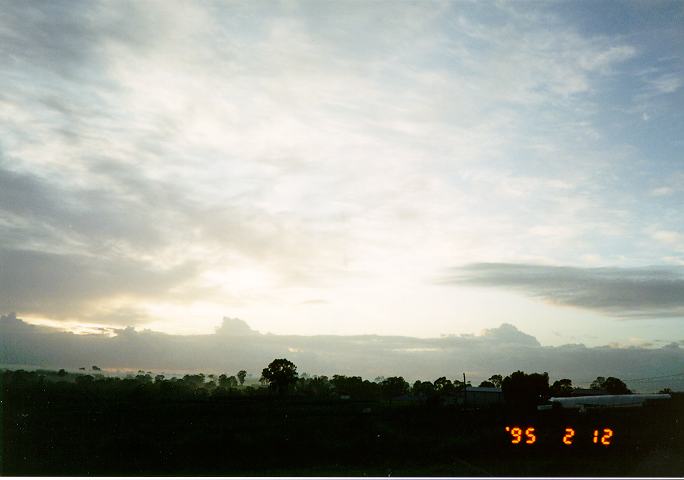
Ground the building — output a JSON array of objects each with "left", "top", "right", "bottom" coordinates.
[
  {"left": 445, "top": 386, "right": 504, "bottom": 407},
  {"left": 539, "top": 393, "right": 671, "bottom": 411}
]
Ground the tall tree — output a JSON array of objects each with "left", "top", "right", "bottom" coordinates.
[
  {"left": 603, "top": 377, "right": 631, "bottom": 394},
  {"left": 501, "top": 371, "right": 550, "bottom": 410},
  {"left": 594, "top": 376, "right": 631, "bottom": 394},
  {"left": 433, "top": 376, "right": 455, "bottom": 394},
  {"left": 261, "top": 359, "right": 298, "bottom": 395},
  {"left": 590, "top": 376, "right": 606, "bottom": 391},
  {"left": 551, "top": 378, "right": 573, "bottom": 396},
  {"left": 412, "top": 380, "right": 435, "bottom": 398},
  {"left": 488, "top": 374, "right": 503, "bottom": 388},
  {"left": 380, "top": 376, "right": 409, "bottom": 402},
  {"left": 219, "top": 374, "right": 238, "bottom": 389},
  {"left": 237, "top": 370, "right": 247, "bottom": 386}
]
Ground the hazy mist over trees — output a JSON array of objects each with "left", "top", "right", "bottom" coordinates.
[{"left": 2, "top": 313, "right": 682, "bottom": 391}]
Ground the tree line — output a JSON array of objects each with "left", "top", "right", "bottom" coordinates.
[{"left": 2, "top": 357, "right": 647, "bottom": 411}]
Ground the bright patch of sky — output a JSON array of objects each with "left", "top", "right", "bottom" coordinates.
[{"left": 1, "top": 1, "right": 683, "bottom": 347}]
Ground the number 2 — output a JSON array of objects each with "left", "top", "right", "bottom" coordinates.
[
  {"left": 601, "top": 428, "right": 613, "bottom": 445},
  {"left": 563, "top": 427, "right": 575, "bottom": 445}
]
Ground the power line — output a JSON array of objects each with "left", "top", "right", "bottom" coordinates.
[
  {"left": 623, "top": 372, "right": 684, "bottom": 383},
  {"left": 570, "top": 372, "right": 684, "bottom": 385}
]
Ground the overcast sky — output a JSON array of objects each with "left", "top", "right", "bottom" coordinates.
[{"left": 1, "top": 1, "right": 683, "bottom": 352}]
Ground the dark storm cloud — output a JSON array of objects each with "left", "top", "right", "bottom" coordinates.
[
  {"left": 444, "top": 263, "right": 684, "bottom": 319},
  {"left": 2, "top": 314, "right": 683, "bottom": 391}
]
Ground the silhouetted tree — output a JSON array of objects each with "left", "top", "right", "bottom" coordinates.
[
  {"left": 182, "top": 374, "right": 205, "bottom": 388},
  {"left": 154, "top": 374, "right": 165, "bottom": 383},
  {"left": 590, "top": 376, "right": 606, "bottom": 390},
  {"left": 219, "top": 374, "right": 238, "bottom": 389},
  {"left": 550, "top": 378, "right": 573, "bottom": 396},
  {"left": 603, "top": 376, "right": 631, "bottom": 394},
  {"left": 296, "top": 375, "right": 332, "bottom": 397},
  {"left": 332, "top": 375, "right": 360, "bottom": 397},
  {"left": 261, "top": 358, "right": 298, "bottom": 395},
  {"left": 488, "top": 374, "right": 503, "bottom": 388},
  {"left": 478, "top": 380, "right": 496, "bottom": 388},
  {"left": 237, "top": 370, "right": 247, "bottom": 386},
  {"left": 380, "top": 376, "right": 410, "bottom": 402},
  {"left": 434, "top": 377, "right": 455, "bottom": 395},
  {"left": 453, "top": 379, "right": 470, "bottom": 390},
  {"left": 589, "top": 376, "right": 631, "bottom": 394},
  {"left": 75, "top": 374, "right": 94, "bottom": 385},
  {"left": 310, "top": 375, "right": 333, "bottom": 396},
  {"left": 57, "top": 369, "right": 67, "bottom": 377},
  {"left": 412, "top": 380, "right": 436, "bottom": 398},
  {"left": 330, "top": 375, "right": 381, "bottom": 400},
  {"left": 502, "top": 371, "right": 550, "bottom": 410},
  {"left": 91, "top": 365, "right": 101, "bottom": 371}
]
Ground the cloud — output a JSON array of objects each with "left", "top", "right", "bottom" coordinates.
[
  {"left": 649, "top": 73, "right": 683, "bottom": 95},
  {"left": 648, "top": 172, "right": 684, "bottom": 198},
  {"left": 0, "top": 1, "right": 680, "bottom": 341},
  {"left": 651, "top": 230, "right": 684, "bottom": 252},
  {"left": 480, "top": 323, "right": 540, "bottom": 347},
  {"left": 0, "top": 247, "right": 196, "bottom": 320},
  {"left": 0, "top": 159, "right": 167, "bottom": 253},
  {"left": 2, "top": 313, "right": 683, "bottom": 392},
  {"left": 445, "top": 263, "right": 684, "bottom": 319},
  {"left": 215, "top": 317, "right": 260, "bottom": 336}
]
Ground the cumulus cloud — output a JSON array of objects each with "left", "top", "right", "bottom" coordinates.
[
  {"left": 445, "top": 263, "right": 684, "bottom": 319},
  {"left": 215, "top": 317, "right": 259, "bottom": 336},
  {"left": 479, "top": 323, "right": 540, "bottom": 347},
  {"left": 2, "top": 313, "right": 683, "bottom": 392}
]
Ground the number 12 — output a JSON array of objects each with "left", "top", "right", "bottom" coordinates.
[{"left": 593, "top": 428, "right": 613, "bottom": 446}]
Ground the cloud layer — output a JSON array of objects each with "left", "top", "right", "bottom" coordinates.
[
  {"left": 1, "top": 2, "right": 683, "bottom": 343},
  {"left": 2, "top": 313, "right": 683, "bottom": 392},
  {"left": 447, "top": 263, "right": 684, "bottom": 319}
]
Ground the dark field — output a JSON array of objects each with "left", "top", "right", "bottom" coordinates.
[{"left": 2, "top": 374, "right": 683, "bottom": 476}]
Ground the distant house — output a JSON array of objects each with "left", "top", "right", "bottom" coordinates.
[{"left": 446, "top": 386, "right": 504, "bottom": 407}]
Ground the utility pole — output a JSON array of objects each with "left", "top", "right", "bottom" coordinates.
[{"left": 463, "top": 372, "right": 467, "bottom": 408}]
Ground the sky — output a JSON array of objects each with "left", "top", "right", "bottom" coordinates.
[{"left": 1, "top": 0, "right": 684, "bottom": 361}]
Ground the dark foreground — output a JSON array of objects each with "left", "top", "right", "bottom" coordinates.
[{"left": 2, "top": 378, "right": 683, "bottom": 476}]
